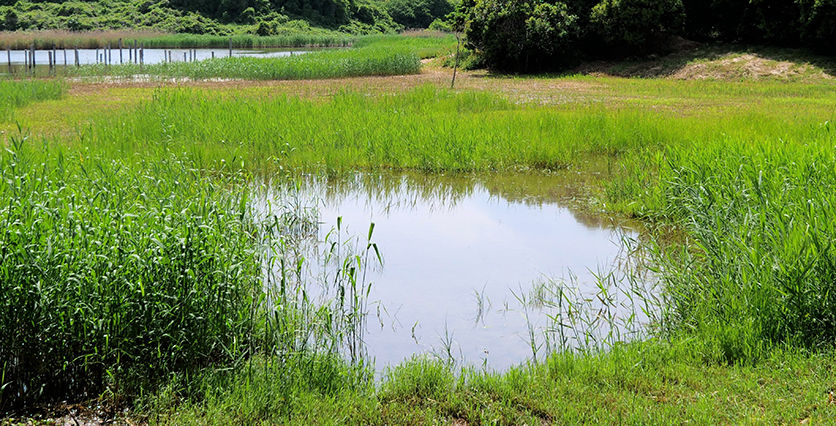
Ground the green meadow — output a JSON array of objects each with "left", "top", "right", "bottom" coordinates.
[{"left": 2, "top": 39, "right": 836, "bottom": 424}]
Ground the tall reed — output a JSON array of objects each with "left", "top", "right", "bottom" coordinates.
[
  {"left": 651, "top": 122, "right": 836, "bottom": 362},
  {"left": 67, "top": 46, "right": 420, "bottom": 80},
  {"left": 0, "top": 138, "right": 260, "bottom": 410},
  {"left": 0, "top": 79, "right": 66, "bottom": 122}
]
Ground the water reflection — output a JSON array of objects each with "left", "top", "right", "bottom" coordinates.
[
  {"left": 256, "top": 172, "right": 655, "bottom": 371},
  {"left": 0, "top": 48, "right": 306, "bottom": 76}
]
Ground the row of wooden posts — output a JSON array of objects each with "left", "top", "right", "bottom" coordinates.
[{"left": 5, "top": 37, "right": 236, "bottom": 74}]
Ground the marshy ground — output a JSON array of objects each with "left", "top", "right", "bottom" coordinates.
[{"left": 3, "top": 41, "right": 836, "bottom": 425}]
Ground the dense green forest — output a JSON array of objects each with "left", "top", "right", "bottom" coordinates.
[
  {"left": 0, "top": 0, "right": 454, "bottom": 35},
  {"left": 1, "top": 0, "right": 833, "bottom": 72},
  {"left": 459, "top": 0, "right": 836, "bottom": 71}
]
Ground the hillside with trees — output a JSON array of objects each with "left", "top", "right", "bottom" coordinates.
[
  {"left": 0, "top": 0, "right": 453, "bottom": 35},
  {"left": 0, "top": 0, "right": 832, "bottom": 71}
]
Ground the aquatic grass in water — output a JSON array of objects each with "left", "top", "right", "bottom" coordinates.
[
  {"left": 67, "top": 46, "right": 420, "bottom": 80},
  {"left": 0, "top": 140, "right": 382, "bottom": 411}
]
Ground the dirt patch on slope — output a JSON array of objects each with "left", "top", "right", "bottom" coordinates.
[{"left": 572, "top": 43, "right": 836, "bottom": 82}]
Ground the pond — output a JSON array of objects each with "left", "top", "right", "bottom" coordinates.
[
  {"left": 0, "top": 47, "right": 306, "bottom": 75},
  {"left": 257, "top": 172, "right": 657, "bottom": 371}
]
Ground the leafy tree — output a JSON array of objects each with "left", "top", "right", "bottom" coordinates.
[
  {"left": 589, "top": 0, "right": 685, "bottom": 51},
  {"left": 737, "top": 0, "right": 802, "bottom": 45},
  {"left": 1, "top": 8, "right": 18, "bottom": 29},
  {"left": 680, "top": 0, "right": 744, "bottom": 40},
  {"left": 385, "top": 0, "right": 453, "bottom": 28},
  {"left": 799, "top": 0, "right": 836, "bottom": 52},
  {"left": 465, "top": 0, "right": 580, "bottom": 72}
]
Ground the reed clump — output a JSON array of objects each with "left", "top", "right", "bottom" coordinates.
[
  {"left": 0, "top": 139, "right": 261, "bottom": 410},
  {"left": 0, "top": 79, "right": 66, "bottom": 122},
  {"left": 67, "top": 45, "right": 420, "bottom": 80},
  {"left": 652, "top": 123, "right": 836, "bottom": 362}
]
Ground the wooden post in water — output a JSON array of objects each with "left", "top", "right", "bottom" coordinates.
[
  {"left": 7, "top": 45, "right": 11, "bottom": 75},
  {"left": 30, "top": 42, "right": 35, "bottom": 74},
  {"left": 211, "top": 51, "right": 214, "bottom": 60},
  {"left": 52, "top": 44, "right": 56, "bottom": 68},
  {"left": 95, "top": 48, "right": 99, "bottom": 63},
  {"left": 134, "top": 40, "right": 138, "bottom": 64},
  {"left": 118, "top": 38, "right": 123, "bottom": 64},
  {"left": 63, "top": 48, "right": 67, "bottom": 67},
  {"left": 74, "top": 46, "right": 79, "bottom": 66},
  {"left": 139, "top": 43, "right": 144, "bottom": 71},
  {"left": 48, "top": 51, "right": 52, "bottom": 75},
  {"left": 183, "top": 51, "right": 186, "bottom": 62}
]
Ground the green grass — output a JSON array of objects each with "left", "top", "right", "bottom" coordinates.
[
  {"left": 649, "top": 122, "right": 836, "bottom": 362},
  {"left": 69, "top": 81, "right": 836, "bottom": 362},
  {"left": 352, "top": 33, "right": 456, "bottom": 58},
  {"left": 0, "top": 129, "right": 379, "bottom": 412},
  {"left": 66, "top": 43, "right": 420, "bottom": 80},
  {"left": 0, "top": 79, "right": 66, "bottom": 122},
  {"left": 144, "top": 342, "right": 836, "bottom": 425},
  {"left": 4, "top": 65, "right": 836, "bottom": 423},
  {"left": 0, "top": 139, "right": 261, "bottom": 410},
  {"left": 74, "top": 82, "right": 835, "bottom": 177}
]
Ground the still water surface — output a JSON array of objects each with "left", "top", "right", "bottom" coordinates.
[
  {"left": 1, "top": 47, "right": 304, "bottom": 74},
  {"left": 261, "top": 173, "right": 651, "bottom": 370}
]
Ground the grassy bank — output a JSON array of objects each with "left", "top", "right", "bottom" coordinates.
[
  {"left": 145, "top": 342, "right": 836, "bottom": 425},
  {"left": 74, "top": 82, "right": 835, "bottom": 177},
  {"left": 3, "top": 59, "right": 836, "bottom": 423}
]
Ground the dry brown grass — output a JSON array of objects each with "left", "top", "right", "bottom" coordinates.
[{"left": 0, "top": 30, "right": 171, "bottom": 49}]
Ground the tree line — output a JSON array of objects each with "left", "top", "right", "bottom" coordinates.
[
  {"left": 457, "top": 0, "right": 835, "bottom": 72},
  {"left": 0, "top": 0, "right": 453, "bottom": 35}
]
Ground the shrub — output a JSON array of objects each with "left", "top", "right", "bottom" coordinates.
[
  {"left": 465, "top": 0, "right": 580, "bottom": 72},
  {"left": 385, "top": 0, "right": 454, "bottom": 28},
  {"left": 799, "top": 0, "right": 836, "bottom": 52},
  {"left": 589, "top": 0, "right": 685, "bottom": 52}
]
